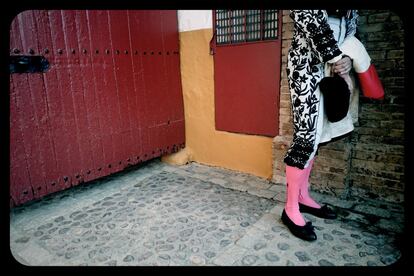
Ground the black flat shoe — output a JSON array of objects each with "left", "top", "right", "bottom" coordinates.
[
  {"left": 299, "top": 203, "right": 337, "bottom": 219},
  {"left": 281, "top": 209, "right": 317, "bottom": 241}
]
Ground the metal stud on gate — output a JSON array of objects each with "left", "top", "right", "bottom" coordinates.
[{"left": 57, "top": 49, "right": 186, "bottom": 57}]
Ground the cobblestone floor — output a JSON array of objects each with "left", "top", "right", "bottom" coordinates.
[{"left": 10, "top": 159, "right": 404, "bottom": 266}]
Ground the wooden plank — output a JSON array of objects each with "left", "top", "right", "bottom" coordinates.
[
  {"left": 9, "top": 76, "right": 34, "bottom": 205},
  {"left": 86, "top": 10, "right": 117, "bottom": 176},
  {"left": 21, "top": 10, "right": 56, "bottom": 198},
  {"left": 108, "top": 10, "right": 137, "bottom": 169},
  {"left": 48, "top": 10, "right": 81, "bottom": 189},
  {"left": 13, "top": 12, "right": 47, "bottom": 200},
  {"left": 125, "top": 10, "right": 143, "bottom": 165},
  {"left": 10, "top": 16, "right": 34, "bottom": 205},
  {"left": 128, "top": 11, "right": 149, "bottom": 163},
  {"left": 61, "top": 10, "right": 95, "bottom": 186},
  {"left": 74, "top": 10, "right": 105, "bottom": 181},
  {"left": 33, "top": 10, "right": 70, "bottom": 194}
]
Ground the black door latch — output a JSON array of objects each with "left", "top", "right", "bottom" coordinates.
[{"left": 9, "top": 55, "right": 50, "bottom": 74}]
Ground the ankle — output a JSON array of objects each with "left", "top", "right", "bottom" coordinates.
[
  {"left": 298, "top": 197, "right": 321, "bottom": 209},
  {"left": 284, "top": 206, "right": 306, "bottom": 226}
]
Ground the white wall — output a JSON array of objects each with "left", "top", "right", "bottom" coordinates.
[{"left": 177, "top": 10, "right": 212, "bottom": 32}]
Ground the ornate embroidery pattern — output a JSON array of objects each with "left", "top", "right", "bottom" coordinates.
[
  {"left": 284, "top": 10, "right": 358, "bottom": 169},
  {"left": 284, "top": 136, "right": 315, "bottom": 169},
  {"left": 290, "top": 10, "right": 342, "bottom": 62}
]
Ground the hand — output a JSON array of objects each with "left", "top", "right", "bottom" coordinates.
[{"left": 332, "top": 56, "right": 352, "bottom": 75}]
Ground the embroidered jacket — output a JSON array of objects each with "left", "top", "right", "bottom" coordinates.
[{"left": 284, "top": 10, "right": 358, "bottom": 169}]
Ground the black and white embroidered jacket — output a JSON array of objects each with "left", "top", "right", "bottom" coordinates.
[{"left": 284, "top": 10, "right": 358, "bottom": 169}]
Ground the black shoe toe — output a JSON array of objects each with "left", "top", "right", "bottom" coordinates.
[{"left": 281, "top": 209, "right": 317, "bottom": 241}]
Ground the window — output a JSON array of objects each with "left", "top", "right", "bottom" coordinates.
[{"left": 215, "top": 10, "right": 279, "bottom": 45}]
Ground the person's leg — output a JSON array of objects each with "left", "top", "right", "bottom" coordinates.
[
  {"left": 298, "top": 158, "right": 321, "bottom": 209},
  {"left": 285, "top": 165, "right": 308, "bottom": 226}
]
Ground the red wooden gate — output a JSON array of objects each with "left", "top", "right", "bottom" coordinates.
[
  {"left": 212, "top": 10, "right": 282, "bottom": 137},
  {"left": 9, "top": 10, "right": 185, "bottom": 206}
]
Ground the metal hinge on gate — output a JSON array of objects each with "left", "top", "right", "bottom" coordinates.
[{"left": 9, "top": 55, "right": 50, "bottom": 74}]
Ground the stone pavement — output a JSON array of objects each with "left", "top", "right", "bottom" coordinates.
[{"left": 9, "top": 159, "right": 404, "bottom": 266}]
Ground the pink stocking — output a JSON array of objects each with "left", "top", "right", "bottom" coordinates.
[
  {"left": 285, "top": 165, "right": 307, "bottom": 226},
  {"left": 298, "top": 158, "right": 321, "bottom": 209}
]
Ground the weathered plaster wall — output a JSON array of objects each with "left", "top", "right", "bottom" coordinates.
[{"left": 163, "top": 11, "right": 273, "bottom": 179}]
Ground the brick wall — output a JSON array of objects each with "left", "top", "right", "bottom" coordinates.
[{"left": 272, "top": 10, "right": 405, "bottom": 204}]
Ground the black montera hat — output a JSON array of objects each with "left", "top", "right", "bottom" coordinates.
[{"left": 318, "top": 74, "right": 350, "bottom": 123}]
